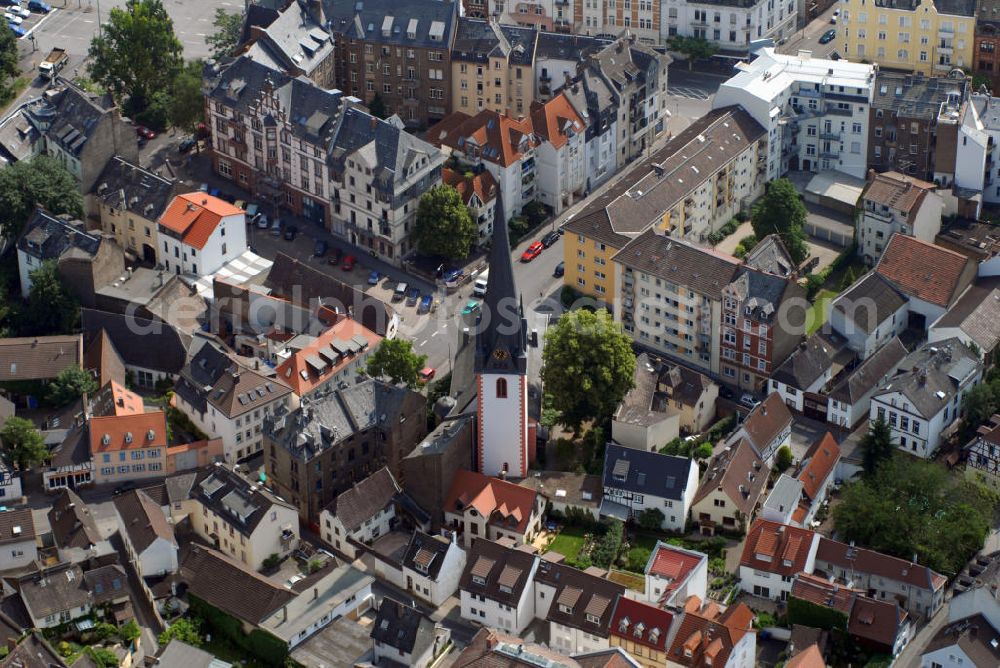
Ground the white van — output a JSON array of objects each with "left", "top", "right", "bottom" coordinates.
[{"left": 473, "top": 269, "right": 489, "bottom": 297}]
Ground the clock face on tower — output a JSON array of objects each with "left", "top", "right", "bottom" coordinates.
[{"left": 492, "top": 348, "right": 509, "bottom": 362}]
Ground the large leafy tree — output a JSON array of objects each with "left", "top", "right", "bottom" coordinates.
[
  {"left": 47, "top": 365, "right": 99, "bottom": 407},
  {"left": 833, "top": 456, "right": 994, "bottom": 574},
  {"left": 860, "top": 415, "right": 895, "bottom": 476},
  {"left": 1, "top": 416, "right": 47, "bottom": 471},
  {"left": 413, "top": 185, "right": 477, "bottom": 260},
  {"left": 365, "top": 338, "right": 427, "bottom": 388},
  {"left": 87, "top": 0, "right": 183, "bottom": 112},
  {"left": 751, "top": 178, "right": 809, "bottom": 265},
  {"left": 963, "top": 381, "right": 1000, "bottom": 438},
  {"left": 0, "top": 25, "right": 19, "bottom": 100},
  {"left": 541, "top": 309, "right": 636, "bottom": 432},
  {"left": 0, "top": 156, "right": 83, "bottom": 243},
  {"left": 169, "top": 60, "right": 206, "bottom": 133},
  {"left": 668, "top": 36, "right": 719, "bottom": 70},
  {"left": 205, "top": 8, "right": 243, "bottom": 59},
  {"left": 22, "top": 262, "right": 79, "bottom": 336},
  {"left": 157, "top": 617, "right": 202, "bottom": 647}
]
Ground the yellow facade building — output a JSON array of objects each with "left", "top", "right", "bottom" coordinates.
[
  {"left": 840, "top": 0, "right": 975, "bottom": 75},
  {"left": 451, "top": 19, "right": 537, "bottom": 117}
]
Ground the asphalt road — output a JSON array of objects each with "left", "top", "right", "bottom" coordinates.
[{"left": 777, "top": 4, "right": 840, "bottom": 58}]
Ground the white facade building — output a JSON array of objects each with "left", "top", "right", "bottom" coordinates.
[
  {"left": 0, "top": 508, "right": 37, "bottom": 572},
  {"left": 662, "top": 0, "right": 797, "bottom": 51},
  {"left": 459, "top": 539, "right": 540, "bottom": 634},
  {"left": 158, "top": 193, "right": 247, "bottom": 277},
  {"left": 714, "top": 48, "right": 876, "bottom": 181},
  {"left": 401, "top": 531, "right": 467, "bottom": 607}
]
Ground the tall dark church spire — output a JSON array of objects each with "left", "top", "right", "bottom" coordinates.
[{"left": 475, "top": 195, "right": 527, "bottom": 375}]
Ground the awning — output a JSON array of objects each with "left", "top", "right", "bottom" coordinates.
[{"left": 599, "top": 499, "right": 631, "bottom": 522}]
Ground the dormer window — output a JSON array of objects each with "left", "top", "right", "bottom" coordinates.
[
  {"left": 559, "top": 604, "right": 573, "bottom": 614},
  {"left": 472, "top": 575, "right": 486, "bottom": 586},
  {"left": 499, "top": 585, "right": 512, "bottom": 594},
  {"left": 585, "top": 613, "right": 600, "bottom": 624}
]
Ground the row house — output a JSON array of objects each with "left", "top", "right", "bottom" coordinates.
[
  {"left": 488, "top": 0, "right": 578, "bottom": 36},
  {"left": 564, "top": 105, "right": 766, "bottom": 307},
  {"left": 327, "top": 0, "right": 458, "bottom": 128},
  {"left": 401, "top": 530, "right": 467, "bottom": 607},
  {"left": 608, "top": 597, "right": 675, "bottom": 668},
  {"left": 319, "top": 467, "right": 403, "bottom": 558},
  {"left": 975, "top": 0, "right": 1000, "bottom": 91},
  {"left": 90, "top": 410, "right": 168, "bottom": 485},
  {"left": 728, "top": 392, "right": 793, "bottom": 466},
  {"left": 600, "top": 443, "right": 699, "bottom": 532},
  {"left": 529, "top": 93, "right": 587, "bottom": 214},
  {"left": 858, "top": 170, "right": 948, "bottom": 265},
  {"left": 443, "top": 167, "right": 499, "bottom": 243},
  {"left": 460, "top": 538, "right": 540, "bottom": 634},
  {"left": 450, "top": 19, "right": 538, "bottom": 117},
  {"left": 829, "top": 271, "right": 909, "bottom": 360},
  {"left": 534, "top": 558, "right": 626, "bottom": 655},
  {"left": 715, "top": 48, "right": 876, "bottom": 182},
  {"left": 560, "top": 64, "right": 620, "bottom": 192},
  {"left": 665, "top": 596, "right": 756, "bottom": 668},
  {"left": 768, "top": 330, "right": 853, "bottom": 414},
  {"left": 444, "top": 470, "right": 546, "bottom": 548},
  {"left": 840, "top": 0, "right": 975, "bottom": 75},
  {"left": 739, "top": 520, "right": 821, "bottom": 602},
  {"left": 158, "top": 192, "right": 247, "bottom": 278},
  {"left": 664, "top": 0, "right": 797, "bottom": 51},
  {"left": 690, "top": 436, "right": 767, "bottom": 535},
  {"left": 720, "top": 266, "right": 806, "bottom": 393}
]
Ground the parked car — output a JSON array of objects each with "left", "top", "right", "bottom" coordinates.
[
  {"left": 819, "top": 29, "right": 837, "bottom": 44},
  {"left": 11, "top": 5, "right": 27, "bottom": 16},
  {"left": 112, "top": 481, "right": 136, "bottom": 496},
  {"left": 270, "top": 222, "right": 282, "bottom": 237},
  {"left": 7, "top": 22, "right": 23, "bottom": 36},
  {"left": 521, "top": 241, "right": 544, "bottom": 262},
  {"left": 255, "top": 213, "right": 269, "bottom": 229},
  {"left": 462, "top": 300, "right": 481, "bottom": 316},
  {"left": 27, "top": 0, "right": 50, "bottom": 12},
  {"left": 135, "top": 125, "right": 156, "bottom": 140},
  {"left": 342, "top": 255, "right": 356, "bottom": 271},
  {"left": 720, "top": 386, "right": 735, "bottom": 400},
  {"left": 283, "top": 225, "right": 298, "bottom": 241},
  {"left": 740, "top": 393, "right": 760, "bottom": 409},
  {"left": 393, "top": 282, "right": 408, "bottom": 302},
  {"left": 4, "top": 14, "right": 22, "bottom": 25},
  {"left": 418, "top": 294, "right": 432, "bottom": 314},
  {"left": 313, "top": 240, "right": 328, "bottom": 257},
  {"left": 367, "top": 270, "right": 380, "bottom": 285},
  {"left": 406, "top": 288, "right": 420, "bottom": 307},
  {"left": 328, "top": 248, "right": 343, "bottom": 265},
  {"left": 418, "top": 367, "right": 436, "bottom": 384},
  {"left": 541, "top": 231, "right": 560, "bottom": 248},
  {"left": 0, "top": 1, "right": 20, "bottom": 7},
  {"left": 553, "top": 261, "right": 564, "bottom": 278},
  {"left": 178, "top": 137, "right": 197, "bottom": 153}
]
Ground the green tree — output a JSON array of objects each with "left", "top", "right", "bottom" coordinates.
[
  {"left": 85, "top": 647, "right": 120, "bottom": 668},
  {"left": 0, "top": 25, "right": 19, "bottom": 101},
  {"left": 46, "top": 365, "right": 99, "bottom": 407},
  {"left": 668, "top": 35, "right": 719, "bottom": 70},
  {"left": 119, "top": 619, "right": 141, "bottom": 643},
  {"left": 751, "top": 178, "right": 809, "bottom": 265},
  {"left": 0, "top": 156, "right": 83, "bottom": 242},
  {"left": 693, "top": 442, "right": 714, "bottom": 460},
  {"left": 539, "top": 392, "right": 563, "bottom": 429},
  {"left": 205, "top": 8, "right": 243, "bottom": 59},
  {"left": 413, "top": 185, "right": 477, "bottom": 260},
  {"left": 368, "top": 93, "right": 388, "bottom": 119},
  {"left": 541, "top": 309, "right": 636, "bottom": 432},
  {"left": 365, "top": 338, "right": 427, "bottom": 388},
  {"left": 169, "top": 61, "right": 206, "bottom": 132},
  {"left": 638, "top": 507, "right": 665, "bottom": 531},
  {"left": 860, "top": 416, "right": 894, "bottom": 476},
  {"left": 22, "top": 262, "right": 79, "bottom": 336},
  {"left": 963, "top": 381, "right": 1000, "bottom": 438},
  {"left": 158, "top": 617, "right": 202, "bottom": 647},
  {"left": 0, "top": 417, "right": 47, "bottom": 471},
  {"left": 87, "top": 0, "right": 183, "bottom": 112},
  {"left": 774, "top": 445, "right": 794, "bottom": 473},
  {"left": 839, "top": 265, "right": 858, "bottom": 291}
]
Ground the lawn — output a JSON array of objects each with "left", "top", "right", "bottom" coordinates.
[
  {"left": 545, "top": 526, "right": 588, "bottom": 561},
  {"left": 806, "top": 289, "right": 837, "bottom": 335}
]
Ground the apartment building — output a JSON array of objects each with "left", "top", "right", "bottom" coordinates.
[
  {"left": 158, "top": 193, "right": 247, "bottom": 277},
  {"left": 867, "top": 71, "right": 968, "bottom": 181},
  {"left": 90, "top": 411, "right": 168, "bottom": 485},
  {"left": 971, "top": 93, "right": 1000, "bottom": 205},
  {"left": 560, "top": 64, "right": 620, "bottom": 191},
  {"left": 89, "top": 157, "right": 176, "bottom": 265},
  {"left": 564, "top": 106, "right": 765, "bottom": 307},
  {"left": 488, "top": 0, "right": 579, "bottom": 36},
  {"left": 614, "top": 229, "right": 740, "bottom": 375},
  {"left": 858, "top": 171, "right": 947, "bottom": 264},
  {"left": 529, "top": 93, "right": 587, "bottom": 214},
  {"left": 663, "top": 0, "right": 797, "bottom": 51},
  {"left": 241, "top": 0, "right": 336, "bottom": 88},
  {"left": 714, "top": 48, "right": 876, "bottom": 181},
  {"left": 719, "top": 267, "right": 806, "bottom": 392},
  {"left": 840, "top": 0, "right": 975, "bottom": 75},
  {"left": 450, "top": 19, "right": 538, "bottom": 117},
  {"left": 975, "top": 0, "right": 1000, "bottom": 90},
  {"left": 443, "top": 168, "right": 498, "bottom": 243},
  {"left": 327, "top": 0, "right": 458, "bottom": 128},
  {"left": 567, "top": 0, "right": 661, "bottom": 44}
]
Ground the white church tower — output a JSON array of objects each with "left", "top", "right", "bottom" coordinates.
[{"left": 475, "top": 196, "right": 529, "bottom": 478}]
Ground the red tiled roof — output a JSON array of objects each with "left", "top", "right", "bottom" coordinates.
[
  {"left": 443, "top": 168, "right": 498, "bottom": 206},
  {"left": 742, "top": 392, "right": 792, "bottom": 456},
  {"left": 529, "top": 93, "right": 585, "bottom": 150},
  {"left": 609, "top": 597, "right": 674, "bottom": 652},
  {"left": 274, "top": 318, "right": 381, "bottom": 396},
  {"left": 790, "top": 572, "right": 859, "bottom": 614},
  {"left": 647, "top": 543, "right": 704, "bottom": 604},
  {"left": 159, "top": 193, "right": 243, "bottom": 250},
  {"left": 875, "top": 234, "right": 974, "bottom": 307},
  {"left": 89, "top": 410, "right": 167, "bottom": 453},
  {"left": 816, "top": 537, "right": 946, "bottom": 592},
  {"left": 862, "top": 171, "right": 935, "bottom": 218},
  {"left": 785, "top": 643, "right": 826, "bottom": 668},
  {"left": 427, "top": 110, "right": 536, "bottom": 168},
  {"left": 666, "top": 597, "right": 754, "bottom": 668},
  {"left": 740, "top": 520, "right": 818, "bottom": 577},
  {"left": 797, "top": 432, "right": 840, "bottom": 501},
  {"left": 848, "top": 597, "right": 906, "bottom": 649},
  {"left": 92, "top": 380, "right": 145, "bottom": 417},
  {"left": 445, "top": 470, "right": 539, "bottom": 535}
]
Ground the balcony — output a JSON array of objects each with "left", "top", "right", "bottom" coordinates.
[
  {"left": 820, "top": 131, "right": 841, "bottom": 141},
  {"left": 938, "top": 45, "right": 953, "bottom": 54},
  {"left": 819, "top": 150, "right": 839, "bottom": 159}
]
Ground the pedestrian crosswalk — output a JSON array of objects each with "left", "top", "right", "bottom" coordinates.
[{"left": 666, "top": 86, "right": 711, "bottom": 100}]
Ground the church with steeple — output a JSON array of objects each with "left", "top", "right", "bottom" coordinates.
[{"left": 474, "top": 196, "right": 530, "bottom": 478}]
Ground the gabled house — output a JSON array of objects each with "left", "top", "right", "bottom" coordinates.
[
  {"left": 271, "top": 318, "right": 381, "bottom": 398},
  {"left": 644, "top": 541, "right": 708, "bottom": 608},
  {"left": 829, "top": 272, "right": 909, "bottom": 361},
  {"left": 17, "top": 564, "right": 92, "bottom": 628},
  {"left": 459, "top": 538, "right": 539, "bottom": 634},
  {"left": 113, "top": 488, "right": 178, "bottom": 577},
  {"left": 609, "top": 597, "right": 676, "bottom": 668},
  {"left": 869, "top": 337, "right": 983, "bottom": 457},
  {"left": 848, "top": 597, "right": 911, "bottom": 657},
  {"left": 794, "top": 433, "right": 841, "bottom": 527},
  {"left": 47, "top": 489, "right": 113, "bottom": 563},
  {"left": 533, "top": 559, "right": 626, "bottom": 654},
  {"left": 158, "top": 193, "right": 247, "bottom": 277},
  {"left": 728, "top": 392, "right": 793, "bottom": 466},
  {"left": 965, "top": 413, "right": 1000, "bottom": 490},
  {"left": 444, "top": 470, "right": 545, "bottom": 549},
  {"left": 90, "top": 409, "right": 168, "bottom": 485},
  {"left": 319, "top": 467, "right": 406, "bottom": 558},
  {"left": 929, "top": 278, "right": 1000, "bottom": 361},
  {"left": 600, "top": 443, "right": 698, "bottom": 533},
  {"left": 370, "top": 598, "right": 441, "bottom": 668},
  {"left": 665, "top": 596, "right": 756, "bottom": 668},
  {"left": 738, "top": 520, "right": 821, "bottom": 602},
  {"left": 400, "top": 530, "right": 466, "bottom": 607},
  {"left": 529, "top": 92, "right": 587, "bottom": 215},
  {"left": 691, "top": 437, "right": 767, "bottom": 535},
  {"left": 0, "top": 508, "right": 37, "bottom": 571},
  {"left": 0, "top": 335, "right": 83, "bottom": 387},
  {"left": 81, "top": 308, "right": 188, "bottom": 387},
  {"left": 826, "top": 337, "right": 908, "bottom": 429},
  {"left": 443, "top": 167, "right": 498, "bottom": 244},
  {"left": 768, "top": 331, "right": 853, "bottom": 414}
]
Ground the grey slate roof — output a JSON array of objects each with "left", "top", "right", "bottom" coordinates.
[
  {"left": 614, "top": 229, "right": 740, "bottom": 300},
  {"left": 370, "top": 598, "right": 436, "bottom": 657},
  {"left": 729, "top": 266, "right": 794, "bottom": 322},
  {"left": 535, "top": 31, "right": 608, "bottom": 60},
  {"left": 828, "top": 337, "right": 908, "bottom": 405},
  {"left": 476, "top": 196, "right": 526, "bottom": 375},
  {"left": 452, "top": 18, "right": 537, "bottom": 65},
  {"left": 401, "top": 531, "right": 452, "bottom": 579},
  {"left": 325, "top": 0, "right": 457, "bottom": 49},
  {"left": 245, "top": 3, "right": 333, "bottom": 77},
  {"left": 48, "top": 489, "right": 102, "bottom": 550},
  {"left": 743, "top": 235, "right": 796, "bottom": 278},
  {"left": 190, "top": 465, "right": 295, "bottom": 539},
  {"left": 762, "top": 474, "right": 804, "bottom": 517},
  {"left": 602, "top": 443, "right": 694, "bottom": 502},
  {"left": 113, "top": 488, "right": 176, "bottom": 553},
  {"left": 771, "top": 331, "right": 850, "bottom": 390},
  {"left": 18, "top": 564, "right": 90, "bottom": 620},
  {"left": 932, "top": 279, "right": 1000, "bottom": 353},
  {"left": 832, "top": 272, "right": 907, "bottom": 335},
  {"left": 17, "top": 209, "right": 100, "bottom": 263},
  {"left": 80, "top": 308, "right": 188, "bottom": 376},
  {"left": 91, "top": 157, "right": 176, "bottom": 223},
  {"left": 324, "top": 466, "right": 399, "bottom": 532},
  {"left": 459, "top": 538, "right": 536, "bottom": 607},
  {"left": 157, "top": 640, "right": 232, "bottom": 668},
  {"left": 26, "top": 79, "right": 114, "bottom": 158},
  {"left": 874, "top": 337, "right": 982, "bottom": 418}
]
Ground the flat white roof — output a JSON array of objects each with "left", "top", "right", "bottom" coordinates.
[{"left": 724, "top": 48, "right": 875, "bottom": 103}]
